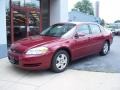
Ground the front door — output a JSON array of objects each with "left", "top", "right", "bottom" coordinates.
[{"left": 73, "top": 24, "right": 91, "bottom": 60}]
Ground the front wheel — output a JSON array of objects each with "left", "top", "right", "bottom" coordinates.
[
  {"left": 100, "top": 42, "right": 110, "bottom": 56},
  {"left": 51, "top": 50, "right": 69, "bottom": 73}
]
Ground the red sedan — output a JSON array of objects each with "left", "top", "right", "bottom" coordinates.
[{"left": 8, "top": 22, "right": 113, "bottom": 73}]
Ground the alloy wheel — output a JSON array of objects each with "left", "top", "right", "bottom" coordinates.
[{"left": 56, "top": 54, "right": 68, "bottom": 70}]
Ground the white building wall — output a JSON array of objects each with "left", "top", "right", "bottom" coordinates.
[
  {"left": 59, "top": 0, "right": 68, "bottom": 23},
  {"left": 0, "top": 0, "right": 7, "bottom": 58},
  {"left": 50, "top": 0, "right": 68, "bottom": 25},
  {"left": 0, "top": 0, "right": 7, "bottom": 45}
]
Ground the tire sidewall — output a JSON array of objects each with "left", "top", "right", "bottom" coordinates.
[
  {"left": 51, "top": 50, "right": 69, "bottom": 73},
  {"left": 100, "top": 42, "right": 110, "bottom": 56}
]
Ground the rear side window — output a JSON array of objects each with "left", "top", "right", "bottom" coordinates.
[
  {"left": 76, "top": 24, "right": 90, "bottom": 34},
  {"left": 89, "top": 24, "right": 101, "bottom": 34}
]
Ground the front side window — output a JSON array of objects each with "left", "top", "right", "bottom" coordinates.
[
  {"left": 76, "top": 24, "right": 90, "bottom": 34},
  {"left": 40, "top": 23, "right": 75, "bottom": 37},
  {"left": 89, "top": 24, "right": 101, "bottom": 34}
]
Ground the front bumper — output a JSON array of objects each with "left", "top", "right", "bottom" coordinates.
[{"left": 8, "top": 51, "right": 53, "bottom": 70}]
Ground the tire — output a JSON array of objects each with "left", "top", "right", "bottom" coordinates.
[
  {"left": 100, "top": 41, "right": 110, "bottom": 56},
  {"left": 51, "top": 50, "right": 69, "bottom": 73}
]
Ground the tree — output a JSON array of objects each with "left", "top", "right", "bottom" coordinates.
[{"left": 73, "top": 0, "right": 94, "bottom": 15}]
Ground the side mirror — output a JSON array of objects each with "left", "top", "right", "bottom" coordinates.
[{"left": 74, "top": 33, "right": 85, "bottom": 38}]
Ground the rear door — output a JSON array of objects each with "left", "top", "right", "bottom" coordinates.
[{"left": 88, "top": 24, "right": 104, "bottom": 54}]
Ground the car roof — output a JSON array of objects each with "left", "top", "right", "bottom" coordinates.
[{"left": 59, "top": 22, "right": 99, "bottom": 25}]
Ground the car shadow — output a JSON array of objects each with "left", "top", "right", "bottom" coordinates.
[
  {"left": 8, "top": 64, "right": 59, "bottom": 77},
  {"left": 68, "top": 54, "right": 115, "bottom": 73},
  {"left": 68, "top": 54, "right": 99, "bottom": 68},
  {"left": 70, "top": 54, "right": 98, "bottom": 64}
]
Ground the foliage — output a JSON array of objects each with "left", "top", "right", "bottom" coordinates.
[{"left": 73, "top": 0, "right": 94, "bottom": 15}]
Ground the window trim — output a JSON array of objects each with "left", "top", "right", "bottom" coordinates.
[
  {"left": 88, "top": 24, "right": 102, "bottom": 34},
  {"left": 76, "top": 24, "right": 91, "bottom": 35}
]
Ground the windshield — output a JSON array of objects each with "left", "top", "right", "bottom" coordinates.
[{"left": 40, "top": 23, "right": 76, "bottom": 37}]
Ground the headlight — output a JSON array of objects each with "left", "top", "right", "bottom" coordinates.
[{"left": 26, "top": 47, "right": 48, "bottom": 55}]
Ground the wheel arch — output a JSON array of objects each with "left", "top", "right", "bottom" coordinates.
[
  {"left": 54, "top": 47, "right": 72, "bottom": 61},
  {"left": 51, "top": 46, "right": 72, "bottom": 66},
  {"left": 105, "top": 39, "right": 110, "bottom": 46}
]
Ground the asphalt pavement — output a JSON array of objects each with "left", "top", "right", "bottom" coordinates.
[{"left": 69, "top": 36, "right": 120, "bottom": 73}]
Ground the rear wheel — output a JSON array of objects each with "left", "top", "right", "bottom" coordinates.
[
  {"left": 51, "top": 50, "right": 69, "bottom": 73},
  {"left": 100, "top": 41, "right": 110, "bottom": 56}
]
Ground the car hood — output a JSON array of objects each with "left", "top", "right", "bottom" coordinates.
[{"left": 10, "top": 36, "right": 59, "bottom": 52}]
